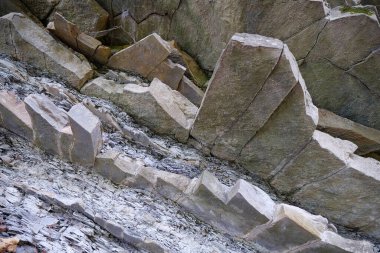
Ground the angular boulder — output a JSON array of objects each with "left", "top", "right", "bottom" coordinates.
[
  {"left": 147, "top": 59, "right": 186, "bottom": 90},
  {"left": 0, "top": 13, "right": 93, "bottom": 89},
  {"left": 49, "top": 0, "right": 109, "bottom": 34},
  {"left": 24, "top": 94, "right": 73, "bottom": 160},
  {"left": 0, "top": 91, "right": 33, "bottom": 141},
  {"left": 191, "top": 33, "right": 318, "bottom": 179},
  {"left": 108, "top": 33, "right": 172, "bottom": 77},
  {"left": 318, "top": 109, "right": 380, "bottom": 155},
  {"left": 68, "top": 103, "right": 102, "bottom": 166},
  {"left": 177, "top": 76, "right": 204, "bottom": 107}
]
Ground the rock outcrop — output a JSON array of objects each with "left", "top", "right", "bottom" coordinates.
[{"left": 0, "top": 13, "right": 93, "bottom": 89}]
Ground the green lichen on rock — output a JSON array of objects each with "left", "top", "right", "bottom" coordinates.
[{"left": 340, "top": 6, "right": 374, "bottom": 16}]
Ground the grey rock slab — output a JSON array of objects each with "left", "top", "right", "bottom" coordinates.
[
  {"left": 81, "top": 77, "right": 124, "bottom": 101},
  {"left": 108, "top": 33, "right": 172, "bottom": 78},
  {"left": 211, "top": 44, "right": 300, "bottom": 161},
  {"left": 20, "top": 0, "right": 60, "bottom": 20},
  {"left": 191, "top": 33, "right": 284, "bottom": 149},
  {"left": 237, "top": 78, "right": 318, "bottom": 180},
  {"left": 0, "top": 13, "right": 94, "bottom": 89},
  {"left": 24, "top": 94, "right": 73, "bottom": 159},
  {"left": 68, "top": 103, "right": 102, "bottom": 167},
  {"left": 270, "top": 130, "right": 357, "bottom": 195},
  {"left": 177, "top": 76, "right": 204, "bottom": 107},
  {"left": 147, "top": 59, "right": 186, "bottom": 90},
  {"left": 94, "top": 150, "right": 141, "bottom": 184},
  {"left": 248, "top": 204, "right": 330, "bottom": 253},
  {"left": 318, "top": 108, "right": 380, "bottom": 155},
  {"left": 292, "top": 155, "right": 380, "bottom": 240},
  {"left": 0, "top": 91, "right": 33, "bottom": 141}
]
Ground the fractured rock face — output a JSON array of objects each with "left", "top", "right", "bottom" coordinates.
[
  {"left": 191, "top": 33, "right": 318, "bottom": 179},
  {"left": 177, "top": 76, "right": 204, "bottom": 107},
  {"left": 20, "top": 0, "right": 60, "bottom": 20},
  {"left": 147, "top": 59, "right": 186, "bottom": 90},
  {"left": 0, "top": 91, "right": 33, "bottom": 141},
  {"left": 108, "top": 33, "right": 172, "bottom": 77},
  {"left": 24, "top": 94, "right": 73, "bottom": 160},
  {"left": 0, "top": 13, "right": 93, "bottom": 89},
  {"left": 49, "top": 0, "right": 109, "bottom": 34},
  {"left": 68, "top": 103, "right": 102, "bottom": 167}
]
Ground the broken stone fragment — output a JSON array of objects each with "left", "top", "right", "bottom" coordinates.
[
  {"left": 49, "top": 0, "right": 109, "bottom": 34},
  {"left": 24, "top": 94, "right": 73, "bottom": 160},
  {"left": 52, "top": 12, "right": 80, "bottom": 49},
  {"left": 318, "top": 108, "right": 380, "bottom": 156},
  {"left": 248, "top": 204, "right": 330, "bottom": 252},
  {"left": 147, "top": 59, "right": 186, "bottom": 90},
  {"left": 108, "top": 33, "right": 172, "bottom": 77},
  {"left": 81, "top": 77, "right": 124, "bottom": 101},
  {"left": 0, "top": 91, "right": 33, "bottom": 141},
  {"left": 93, "top": 45, "right": 111, "bottom": 65},
  {"left": 177, "top": 76, "right": 204, "bottom": 107},
  {"left": 292, "top": 154, "right": 380, "bottom": 239},
  {"left": 94, "top": 150, "right": 141, "bottom": 184},
  {"left": 68, "top": 103, "right": 102, "bottom": 167},
  {"left": 270, "top": 130, "right": 357, "bottom": 195},
  {"left": 77, "top": 32, "right": 102, "bottom": 57},
  {"left": 0, "top": 13, "right": 93, "bottom": 89}
]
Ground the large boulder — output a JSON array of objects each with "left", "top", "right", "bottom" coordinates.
[
  {"left": 49, "top": 0, "right": 109, "bottom": 34},
  {"left": 0, "top": 13, "right": 93, "bottom": 89},
  {"left": 108, "top": 33, "right": 172, "bottom": 77},
  {"left": 20, "top": 0, "right": 60, "bottom": 20},
  {"left": 68, "top": 103, "right": 102, "bottom": 166},
  {"left": 191, "top": 34, "right": 318, "bottom": 177}
]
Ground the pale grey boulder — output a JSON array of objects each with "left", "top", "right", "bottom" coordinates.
[
  {"left": 0, "top": 13, "right": 93, "bottom": 89},
  {"left": 24, "top": 94, "right": 73, "bottom": 160},
  {"left": 0, "top": 91, "right": 33, "bottom": 141},
  {"left": 81, "top": 77, "right": 124, "bottom": 101},
  {"left": 270, "top": 130, "right": 357, "bottom": 194},
  {"left": 292, "top": 155, "right": 380, "bottom": 239},
  {"left": 68, "top": 103, "right": 102, "bottom": 167},
  {"left": 318, "top": 109, "right": 380, "bottom": 155},
  {"left": 191, "top": 34, "right": 284, "bottom": 150},
  {"left": 108, "top": 33, "right": 172, "bottom": 78}
]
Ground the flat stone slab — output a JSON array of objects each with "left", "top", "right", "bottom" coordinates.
[
  {"left": 177, "top": 76, "right": 204, "bottom": 107},
  {"left": 0, "top": 13, "right": 93, "bottom": 89},
  {"left": 147, "top": 59, "right": 186, "bottom": 90},
  {"left": 0, "top": 91, "right": 33, "bottom": 141},
  {"left": 318, "top": 108, "right": 380, "bottom": 155},
  {"left": 68, "top": 103, "right": 102, "bottom": 167},
  {"left": 108, "top": 33, "right": 172, "bottom": 77}
]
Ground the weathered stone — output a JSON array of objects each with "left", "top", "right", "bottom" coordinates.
[
  {"left": 0, "top": 0, "right": 40, "bottom": 24},
  {"left": 225, "top": 179, "right": 275, "bottom": 234},
  {"left": 318, "top": 109, "right": 380, "bottom": 155},
  {"left": 52, "top": 12, "right": 80, "bottom": 49},
  {"left": 0, "top": 91, "right": 33, "bottom": 141},
  {"left": 270, "top": 130, "right": 357, "bottom": 194},
  {"left": 296, "top": 231, "right": 375, "bottom": 253},
  {"left": 249, "top": 204, "right": 330, "bottom": 252},
  {"left": 50, "top": 0, "right": 109, "bottom": 34},
  {"left": 292, "top": 155, "right": 380, "bottom": 239},
  {"left": 155, "top": 172, "right": 191, "bottom": 201},
  {"left": 212, "top": 43, "right": 303, "bottom": 161},
  {"left": 94, "top": 151, "right": 140, "bottom": 184},
  {"left": 68, "top": 103, "right": 102, "bottom": 166},
  {"left": 93, "top": 45, "right": 111, "bottom": 65},
  {"left": 177, "top": 76, "right": 204, "bottom": 107},
  {"left": 147, "top": 59, "right": 186, "bottom": 90},
  {"left": 191, "top": 34, "right": 284, "bottom": 149},
  {"left": 20, "top": 0, "right": 60, "bottom": 20},
  {"left": 77, "top": 32, "right": 102, "bottom": 57},
  {"left": 81, "top": 77, "right": 124, "bottom": 101},
  {"left": 108, "top": 33, "right": 172, "bottom": 77},
  {"left": 119, "top": 79, "right": 194, "bottom": 142},
  {"left": 24, "top": 94, "right": 73, "bottom": 159},
  {"left": 300, "top": 10, "right": 380, "bottom": 130},
  {"left": 0, "top": 13, "right": 93, "bottom": 89}
]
